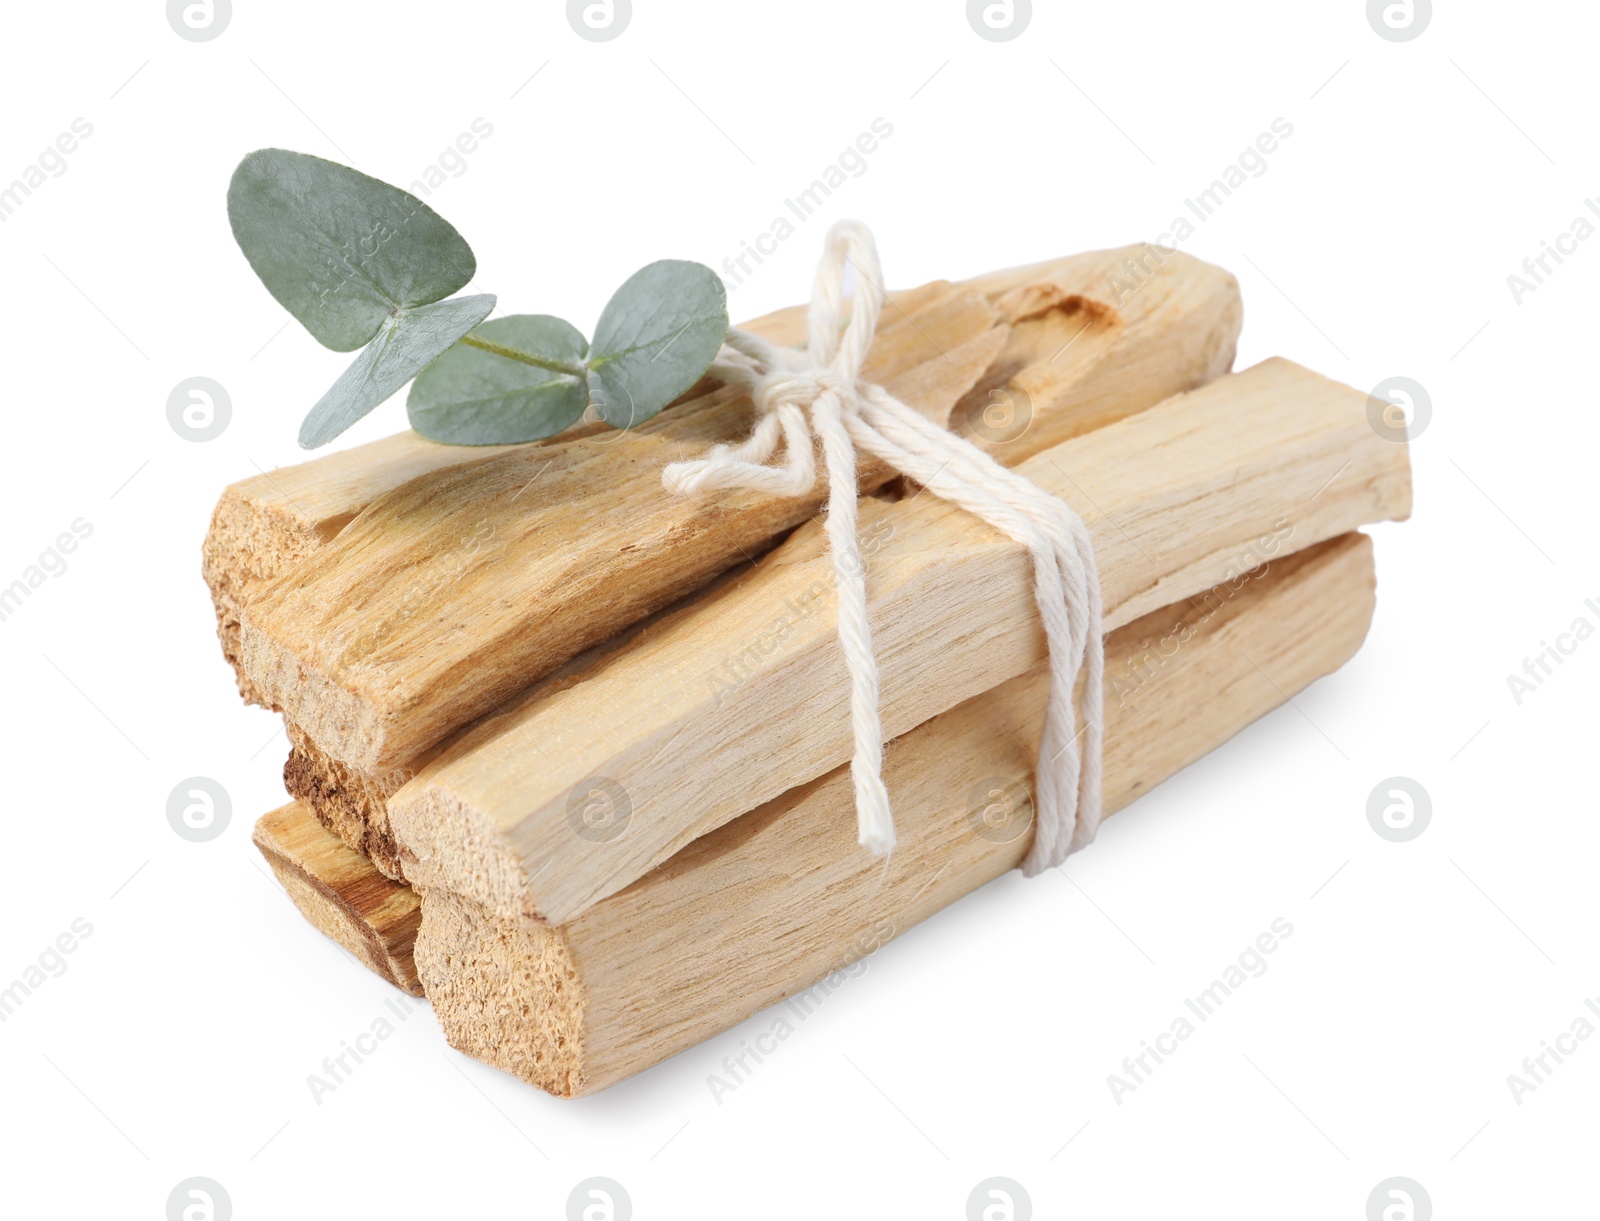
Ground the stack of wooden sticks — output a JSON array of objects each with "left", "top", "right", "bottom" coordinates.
[{"left": 212, "top": 247, "right": 1411, "bottom": 1097}]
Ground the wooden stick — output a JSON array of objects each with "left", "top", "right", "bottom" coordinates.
[
  {"left": 252, "top": 802, "right": 423, "bottom": 994},
  {"left": 270, "top": 251, "right": 1243, "bottom": 876},
  {"left": 390, "top": 360, "right": 1410, "bottom": 925},
  {"left": 244, "top": 283, "right": 1003, "bottom": 759},
  {"left": 237, "top": 249, "right": 1241, "bottom": 772},
  {"left": 201, "top": 291, "right": 831, "bottom": 706},
  {"left": 282, "top": 574, "right": 719, "bottom": 879},
  {"left": 272, "top": 283, "right": 1006, "bottom": 877},
  {"left": 411, "top": 532, "right": 1378, "bottom": 1096},
  {"left": 246, "top": 533, "right": 1373, "bottom": 1030},
  {"left": 204, "top": 434, "right": 518, "bottom": 706}
]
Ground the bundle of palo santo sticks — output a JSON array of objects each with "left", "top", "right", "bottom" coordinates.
[{"left": 214, "top": 246, "right": 1411, "bottom": 1097}]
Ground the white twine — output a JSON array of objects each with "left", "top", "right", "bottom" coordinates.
[{"left": 662, "top": 221, "right": 1103, "bottom": 874}]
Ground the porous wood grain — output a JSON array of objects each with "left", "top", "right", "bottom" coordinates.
[
  {"left": 204, "top": 430, "right": 563, "bottom": 706},
  {"left": 390, "top": 360, "right": 1411, "bottom": 925},
  {"left": 413, "top": 532, "right": 1378, "bottom": 1096},
  {"left": 281, "top": 576, "right": 710, "bottom": 880}
]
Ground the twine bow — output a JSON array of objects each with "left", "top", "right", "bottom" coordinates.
[{"left": 663, "top": 221, "right": 1104, "bottom": 873}]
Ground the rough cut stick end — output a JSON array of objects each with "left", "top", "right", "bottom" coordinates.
[
  {"left": 282, "top": 720, "right": 415, "bottom": 882},
  {"left": 202, "top": 433, "right": 528, "bottom": 706},
  {"left": 252, "top": 802, "right": 424, "bottom": 995},
  {"left": 202, "top": 489, "right": 329, "bottom": 707},
  {"left": 412, "top": 889, "right": 587, "bottom": 1097}
]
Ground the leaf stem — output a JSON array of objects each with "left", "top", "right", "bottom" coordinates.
[{"left": 458, "top": 333, "right": 587, "bottom": 377}]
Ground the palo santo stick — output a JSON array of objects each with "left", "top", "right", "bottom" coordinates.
[
  {"left": 414, "top": 532, "right": 1378, "bottom": 1097},
  {"left": 252, "top": 801, "right": 423, "bottom": 995},
  {"left": 267, "top": 284, "right": 1005, "bottom": 872},
  {"left": 282, "top": 570, "right": 725, "bottom": 878},
  {"left": 273, "top": 250, "right": 1243, "bottom": 874},
  {"left": 240, "top": 248, "right": 1241, "bottom": 772},
  {"left": 204, "top": 296, "right": 815, "bottom": 704},
  {"left": 284, "top": 722, "right": 417, "bottom": 877},
  {"left": 246, "top": 533, "right": 1372, "bottom": 1022},
  {"left": 205, "top": 434, "right": 518, "bottom": 705},
  {"left": 244, "top": 282, "right": 1005, "bottom": 762},
  {"left": 390, "top": 360, "right": 1411, "bottom": 925}
]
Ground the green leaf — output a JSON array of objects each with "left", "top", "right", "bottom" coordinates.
[
  {"left": 299, "top": 294, "right": 495, "bottom": 448},
  {"left": 229, "top": 149, "right": 478, "bottom": 352},
  {"left": 407, "top": 315, "right": 591, "bottom": 445},
  {"left": 586, "top": 260, "right": 727, "bottom": 428}
]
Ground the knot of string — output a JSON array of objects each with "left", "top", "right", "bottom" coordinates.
[{"left": 662, "top": 221, "right": 1103, "bottom": 873}]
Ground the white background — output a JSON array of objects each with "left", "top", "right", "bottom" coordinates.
[{"left": 0, "top": 1, "right": 1594, "bottom": 1217}]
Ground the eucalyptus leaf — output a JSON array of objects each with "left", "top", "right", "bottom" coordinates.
[
  {"left": 299, "top": 294, "right": 495, "bottom": 448},
  {"left": 586, "top": 260, "right": 728, "bottom": 428},
  {"left": 229, "top": 149, "right": 478, "bottom": 352},
  {"left": 407, "top": 315, "right": 591, "bottom": 445}
]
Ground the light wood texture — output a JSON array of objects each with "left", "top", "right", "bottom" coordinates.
[
  {"left": 414, "top": 532, "right": 1379, "bottom": 1096},
  {"left": 270, "top": 284, "right": 1004, "bottom": 877},
  {"left": 281, "top": 572, "right": 724, "bottom": 879},
  {"left": 239, "top": 248, "right": 1242, "bottom": 773},
  {"left": 203, "top": 295, "right": 823, "bottom": 705},
  {"left": 268, "top": 249, "right": 1243, "bottom": 874},
  {"left": 244, "top": 284, "right": 1004, "bottom": 763},
  {"left": 205, "top": 434, "right": 522, "bottom": 706},
  {"left": 252, "top": 801, "right": 423, "bottom": 994},
  {"left": 390, "top": 360, "right": 1411, "bottom": 925},
  {"left": 244, "top": 534, "right": 1374, "bottom": 1060}
]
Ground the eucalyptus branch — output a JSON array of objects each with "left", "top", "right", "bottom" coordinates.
[{"left": 228, "top": 148, "right": 728, "bottom": 449}]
